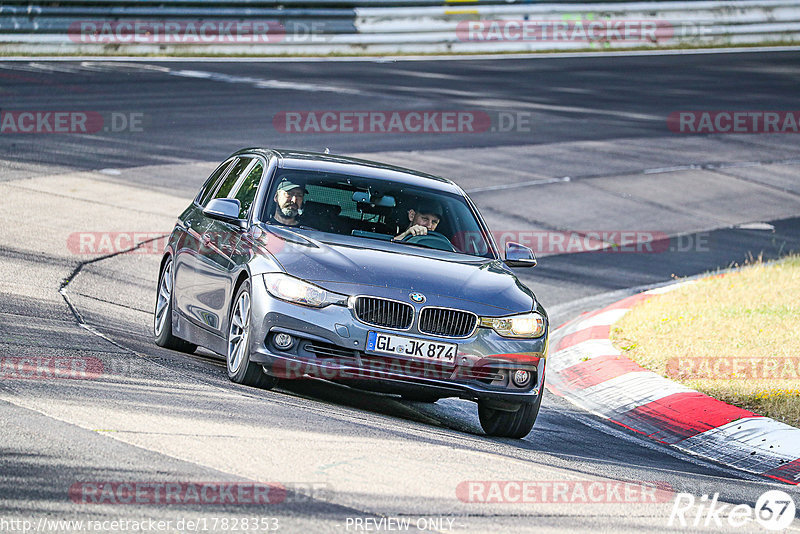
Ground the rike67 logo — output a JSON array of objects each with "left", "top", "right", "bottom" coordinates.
[{"left": 669, "top": 490, "right": 796, "bottom": 531}]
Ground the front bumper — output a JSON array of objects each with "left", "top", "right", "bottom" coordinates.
[{"left": 248, "top": 279, "right": 548, "bottom": 405}]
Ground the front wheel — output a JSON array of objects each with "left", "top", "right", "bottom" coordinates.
[
  {"left": 227, "top": 280, "right": 278, "bottom": 390},
  {"left": 478, "top": 390, "right": 543, "bottom": 438},
  {"left": 154, "top": 257, "right": 197, "bottom": 354}
]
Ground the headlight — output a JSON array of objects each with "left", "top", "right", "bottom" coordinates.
[
  {"left": 263, "top": 273, "right": 345, "bottom": 308},
  {"left": 480, "top": 312, "right": 546, "bottom": 338}
]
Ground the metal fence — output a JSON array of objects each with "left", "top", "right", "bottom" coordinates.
[{"left": 1, "top": 0, "right": 798, "bottom": 54}]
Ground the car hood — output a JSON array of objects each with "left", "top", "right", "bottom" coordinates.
[{"left": 257, "top": 226, "right": 534, "bottom": 315}]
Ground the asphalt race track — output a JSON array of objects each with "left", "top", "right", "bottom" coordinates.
[{"left": 1, "top": 50, "right": 800, "bottom": 533}]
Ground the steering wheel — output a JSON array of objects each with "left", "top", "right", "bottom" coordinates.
[{"left": 403, "top": 231, "right": 456, "bottom": 252}]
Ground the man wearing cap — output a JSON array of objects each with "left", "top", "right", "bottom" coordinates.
[
  {"left": 393, "top": 200, "right": 443, "bottom": 241},
  {"left": 270, "top": 179, "right": 307, "bottom": 226}
]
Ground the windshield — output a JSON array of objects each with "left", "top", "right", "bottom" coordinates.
[{"left": 261, "top": 169, "right": 496, "bottom": 259}]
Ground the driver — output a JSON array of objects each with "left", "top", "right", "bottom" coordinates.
[
  {"left": 393, "top": 200, "right": 443, "bottom": 241},
  {"left": 270, "top": 179, "right": 307, "bottom": 226}
]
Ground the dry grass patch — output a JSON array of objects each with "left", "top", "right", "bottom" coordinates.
[{"left": 611, "top": 256, "right": 800, "bottom": 428}]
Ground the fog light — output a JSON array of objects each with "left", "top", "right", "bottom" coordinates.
[
  {"left": 512, "top": 369, "right": 531, "bottom": 387},
  {"left": 273, "top": 332, "right": 294, "bottom": 350}
]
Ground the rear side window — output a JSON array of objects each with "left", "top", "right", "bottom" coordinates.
[
  {"left": 231, "top": 160, "right": 264, "bottom": 219},
  {"left": 197, "top": 159, "right": 234, "bottom": 207},
  {"left": 213, "top": 157, "right": 253, "bottom": 200}
]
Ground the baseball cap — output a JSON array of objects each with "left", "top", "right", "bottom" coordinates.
[{"left": 276, "top": 179, "right": 308, "bottom": 194}]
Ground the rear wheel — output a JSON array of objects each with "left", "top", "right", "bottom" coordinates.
[
  {"left": 227, "top": 280, "right": 278, "bottom": 390},
  {"left": 154, "top": 257, "right": 197, "bottom": 353},
  {"left": 478, "top": 390, "right": 543, "bottom": 438}
]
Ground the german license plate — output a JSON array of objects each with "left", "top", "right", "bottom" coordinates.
[{"left": 366, "top": 331, "right": 456, "bottom": 365}]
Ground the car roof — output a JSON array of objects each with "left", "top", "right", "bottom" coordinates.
[{"left": 233, "top": 147, "right": 464, "bottom": 194}]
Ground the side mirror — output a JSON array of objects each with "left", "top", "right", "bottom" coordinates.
[
  {"left": 505, "top": 241, "right": 537, "bottom": 268},
  {"left": 203, "top": 198, "right": 246, "bottom": 228}
]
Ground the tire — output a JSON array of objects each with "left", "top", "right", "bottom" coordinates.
[
  {"left": 227, "top": 280, "right": 278, "bottom": 390},
  {"left": 154, "top": 257, "right": 197, "bottom": 354},
  {"left": 478, "top": 390, "right": 543, "bottom": 438},
  {"left": 401, "top": 393, "right": 441, "bottom": 403}
]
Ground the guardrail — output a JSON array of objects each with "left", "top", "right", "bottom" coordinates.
[{"left": 0, "top": 0, "right": 798, "bottom": 55}]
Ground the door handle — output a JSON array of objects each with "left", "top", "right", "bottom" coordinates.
[{"left": 202, "top": 233, "right": 212, "bottom": 246}]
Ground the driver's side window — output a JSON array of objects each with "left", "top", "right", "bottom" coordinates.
[
  {"left": 197, "top": 159, "right": 234, "bottom": 207},
  {"left": 212, "top": 157, "right": 253, "bottom": 201},
  {"left": 230, "top": 160, "right": 264, "bottom": 219}
]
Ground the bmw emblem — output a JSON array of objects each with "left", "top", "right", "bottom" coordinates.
[{"left": 409, "top": 292, "right": 426, "bottom": 304}]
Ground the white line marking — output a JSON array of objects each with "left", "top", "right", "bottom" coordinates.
[
  {"left": 736, "top": 222, "right": 776, "bottom": 230},
  {"left": 644, "top": 157, "right": 800, "bottom": 175},
  {"left": 168, "top": 68, "right": 363, "bottom": 94},
  {"left": 643, "top": 165, "right": 699, "bottom": 174},
  {"left": 74, "top": 61, "right": 363, "bottom": 94},
  {"left": 2, "top": 45, "right": 800, "bottom": 62},
  {"left": 466, "top": 176, "right": 570, "bottom": 193}
]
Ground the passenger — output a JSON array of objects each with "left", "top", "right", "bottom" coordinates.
[
  {"left": 270, "top": 180, "right": 307, "bottom": 226},
  {"left": 394, "top": 200, "right": 443, "bottom": 241}
]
